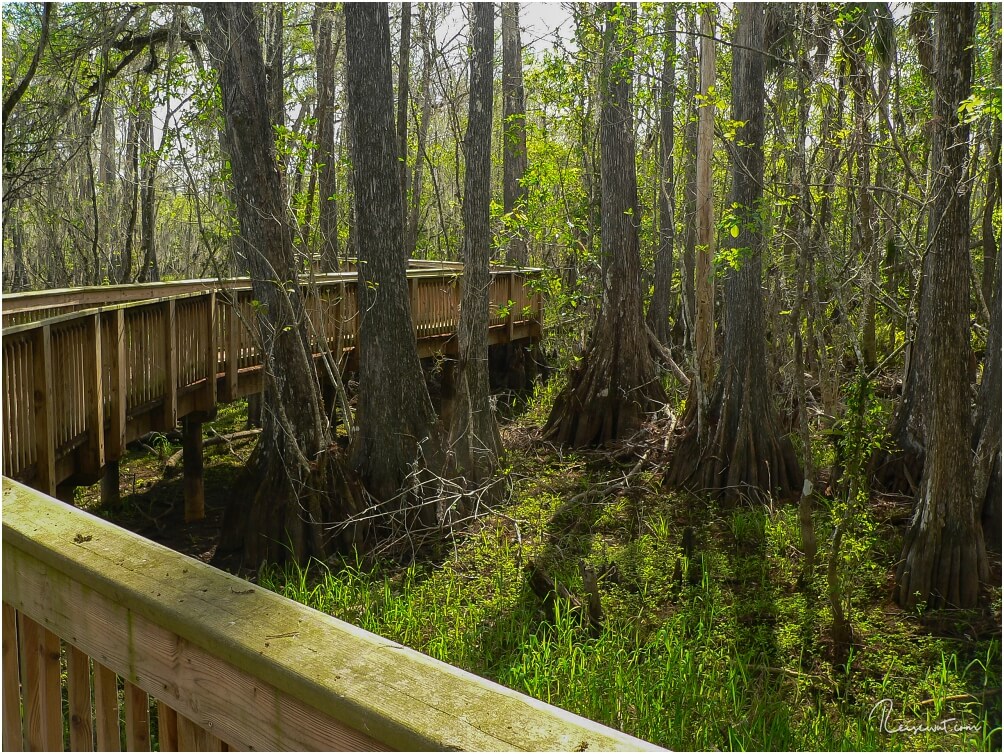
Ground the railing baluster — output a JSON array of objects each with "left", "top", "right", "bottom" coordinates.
[
  {"left": 124, "top": 682, "right": 150, "bottom": 751},
  {"left": 67, "top": 644, "right": 94, "bottom": 751},
  {"left": 31, "top": 325, "right": 55, "bottom": 496},
  {"left": 82, "top": 314, "right": 105, "bottom": 478},
  {"left": 203, "top": 293, "right": 217, "bottom": 411},
  {"left": 92, "top": 662, "right": 120, "bottom": 752},
  {"left": 19, "top": 614, "right": 62, "bottom": 752},
  {"left": 106, "top": 310, "right": 127, "bottom": 462},
  {"left": 157, "top": 702, "right": 179, "bottom": 752},
  {"left": 163, "top": 300, "right": 178, "bottom": 430},
  {"left": 2, "top": 603, "right": 23, "bottom": 752}
]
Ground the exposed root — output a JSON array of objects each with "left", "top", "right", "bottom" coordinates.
[{"left": 665, "top": 363, "right": 801, "bottom": 504}]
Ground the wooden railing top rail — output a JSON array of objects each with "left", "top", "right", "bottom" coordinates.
[
  {"left": 0, "top": 260, "right": 538, "bottom": 320},
  {"left": 2, "top": 477, "right": 660, "bottom": 752}
]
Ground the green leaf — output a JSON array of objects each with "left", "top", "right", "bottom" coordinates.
[{"left": 730, "top": 225, "right": 739, "bottom": 238}]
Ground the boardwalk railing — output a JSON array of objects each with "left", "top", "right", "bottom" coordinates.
[
  {"left": 2, "top": 265, "right": 543, "bottom": 496},
  {"left": 2, "top": 478, "right": 660, "bottom": 751}
]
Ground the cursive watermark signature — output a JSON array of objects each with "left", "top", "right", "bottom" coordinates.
[{"left": 869, "top": 698, "right": 981, "bottom": 735}]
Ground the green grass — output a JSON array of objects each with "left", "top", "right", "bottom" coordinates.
[
  {"left": 82, "top": 392, "right": 1000, "bottom": 751},
  {"left": 254, "top": 398, "right": 1001, "bottom": 751}
]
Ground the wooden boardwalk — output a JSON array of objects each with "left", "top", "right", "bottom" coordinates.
[
  {"left": 1, "top": 263, "right": 543, "bottom": 497},
  {"left": 2, "top": 477, "right": 661, "bottom": 751}
]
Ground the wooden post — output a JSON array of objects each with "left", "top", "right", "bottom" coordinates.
[
  {"left": 92, "top": 662, "right": 120, "bottom": 752},
  {"left": 56, "top": 483, "right": 76, "bottom": 505},
  {"left": 67, "top": 645, "right": 94, "bottom": 751},
  {"left": 203, "top": 292, "right": 218, "bottom": 412},
  {"left": 32, "top": 324, "right": 55, "bottom": 496},
  {"left": 107, "top": 310, "right": 127, "bottom": 462},
  {"left": 163, "top": 300, "right": 178, "bottom": 430},
  {"left": 101, "top": 461, "right": 120, "bottom": 507},
  {"left": 439, "top": 359, "right": 457, "bottom": 429},
  {"left": 19, "top": 615, "right": 61, "bottom": 752},
  {"left": 182, "top": 414, "right": 205, "bottom": 523},
  {"left": 245, "top": 393, "right": 262, "bottom": 429},
  {"left": 83, "top": 313, "right": 105, "bottom": 476},
  {"left": 2, "top": 604, "right": 23, "bottom": 752}
]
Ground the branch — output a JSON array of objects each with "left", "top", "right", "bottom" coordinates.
[
  {"left": 646, "top": 326, "right": 692, "bottom": 387},
  {"left": 2, "top": 3, "right": 53, "bottom": 132}
]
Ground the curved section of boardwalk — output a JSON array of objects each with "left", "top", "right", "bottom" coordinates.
[{"left": 1, "top": 264, "right": 543, "bottom": 496}]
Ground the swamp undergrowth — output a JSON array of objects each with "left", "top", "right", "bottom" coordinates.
[{"left": 255, "top": 391, "right": 1001, "bottom": 752}]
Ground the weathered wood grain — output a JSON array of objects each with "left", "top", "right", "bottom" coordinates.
[
  {"left": 67, "top": 644, "right": 94, "bottom": 751},
  {"left": 2, "top": 478, "right": 659, "bottom": 752},
  {"left": 92, "top": 661, "right": 120, "bottom": 751},
  {"left": 2, "top": 603, "right": 23, "bottom": 752}
]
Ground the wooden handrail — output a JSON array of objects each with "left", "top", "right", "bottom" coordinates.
[
  {"left": 2, "top": 478, "right": 659, "bottom": 752},
  {"left": 0, "top": 260, "right": 487, "bottom": 325}
]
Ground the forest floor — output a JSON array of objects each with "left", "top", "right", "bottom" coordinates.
[{"left": 76, "top": 386, "right": 1002, "bottom": 751}]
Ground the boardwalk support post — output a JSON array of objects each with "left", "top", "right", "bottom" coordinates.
[
  {"left": 101, "top": 461, "right": 120, "bottom": 507},
  {"left": 183, "top": 414, "right": 205, "bottom": 523}
]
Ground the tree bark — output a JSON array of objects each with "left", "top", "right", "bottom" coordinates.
[
  {"left": 264, "top": 4, "right": 284, "bottom": 132},
  {"left": 647, "top": 5, "right": 676, "bottom": 350},
  {"left": 313, "top": 4, "right": 340, "bottom": 272},
  {"left": 694, "top": 6, "right": 716, "bottom": 392},
  {"left": 396, "top": 2, "right": 411, "bottom": 221},
  {"left": 845, "top": 7, "right": 877, "bottom": 370},
  {"left": 543, "top": 2, "right": 666, "bottom": 447},
  {"left": 680, "top": 7, "right": 698, "bottom": 353},
  {"left": 345, "top": 2, "right": 443, "bottom": 511},
  {"left": 982, "top": 4, "right": 1001, "bottom": 309},
  {"left": 406, "top": 4, "right": 434, "bottom": 258},
  {"left": 137, "top": 88, "right": 159, "bottom": 283},
  {"left": 502, "top": 2, "right": 529, "bottom": 267},
  {"left": 203, "top": 2, "right": 332, "bottom": 566},
  {"left": 895, "top": 3, "right": 988, "bottom": 610},
  {"left": 450, "top": 3, "right": 499, "bottom": 489},
  {"left": 666, "top": 3, "right": 801, "bottom": 503}
]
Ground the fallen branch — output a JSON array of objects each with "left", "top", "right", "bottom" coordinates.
[
  {"left": 163, "top": 429, "right": 262, "bottom": 477},
  {"left": 915, "top": 689, "right": 1001, "bottom": 708},
  {"left": 646, "top": 326, "right": 692, "bottom": 388}
]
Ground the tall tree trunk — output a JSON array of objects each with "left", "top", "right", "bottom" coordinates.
[
  {"left": 120, "top": 93, "right": 139, "bottom": 284},
  {"left": 845, "top": 7, "right": 877, "bottom": 370},
  {"left": 264, "top": 3, "right": 284, "bottom": 132},
  {"left": 895, "top": 3, "right": 988, "bottom": 610},
  {"left": 450, "top": 2, "right": 499, "bottom": 489},
  {"left": 982, "top": 4, "right": 1001, "bottom": 309},
  {"left": 680, "top": 7, "right": 698, "bottom": 354},
  {"left": 137, "top": 89, "right": 159, "bottom": 283},
  {"left": 345, "top": 2, "right": 443, "bottom": 512},
  {"left": 973, "top": 258, "right": 1001, "bottom": 551},
  {"left": 544, "top": 2, "right": 666, "bottom": 447},
  {"left": 406, "top": 4, "right": 434, "bottom": 258},
  {"left": 396, "top": 1, "right": 411, "bottom": 221},
  {"left": 7, "top": 203, "right": 29, "bottom": 291},
  {"left": 666, "top": 3, "right": 800, "bottom": 502},
  {"left": 203, "top": 2, "right": 332, "bottom": 566},
  {"left": 314, "top": 4, "right": 340, "bottom": 272},
  {"left": 695, "top": 7, "right": 716, "bottom": 395},
  {"left": 647, "top": 4, "right": 676, "bottom": 348},
  {"left": 502, "top": 2, "right": 529, "bottom": 267}
]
